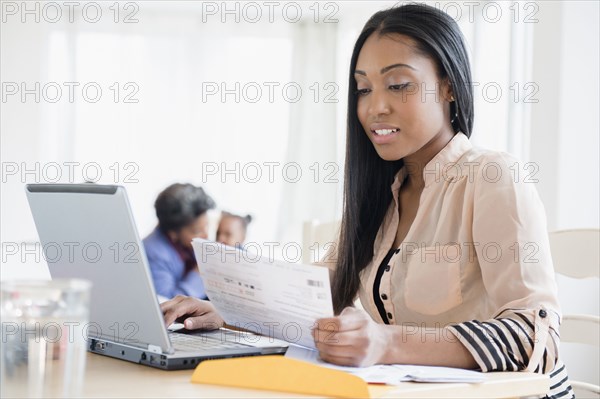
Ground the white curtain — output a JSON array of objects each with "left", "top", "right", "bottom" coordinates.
[{"left": 275, "top": 20, "right": 340, "bottom": 250}]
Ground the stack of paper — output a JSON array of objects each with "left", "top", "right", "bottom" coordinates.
[{"left": 285, "top": 345, "right": 486, "bottom": 384}]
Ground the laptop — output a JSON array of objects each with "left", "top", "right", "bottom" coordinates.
[{"left": 25, "top": 183, "right": 287, "bottom": 370}]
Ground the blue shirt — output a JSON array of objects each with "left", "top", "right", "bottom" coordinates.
[{"left": 142, "top": 227, "right": 207, "bottom": 299}]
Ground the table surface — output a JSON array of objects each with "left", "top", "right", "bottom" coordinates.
[{"left": 78, "top": 352, "right": 549, "bottom": 398}]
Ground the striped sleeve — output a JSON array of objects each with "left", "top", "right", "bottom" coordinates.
[
  {"left": 446, "top": 308, "right": 558, "bottom": 373},
  {"left": 447, "top": 309, "right": 574, "bottom": 398}
]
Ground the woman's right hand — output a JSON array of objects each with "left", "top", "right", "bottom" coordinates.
[{"left": 160, "top": 295, "right": 224, "bottom": 330}]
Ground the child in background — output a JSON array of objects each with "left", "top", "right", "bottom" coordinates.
[{"left": 216, "top": 211, "right": 252, "bottom": 248}]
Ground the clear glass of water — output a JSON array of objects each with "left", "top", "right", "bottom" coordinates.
[{"left": 1, "top": 279, "right": 91, "bottom": 398}]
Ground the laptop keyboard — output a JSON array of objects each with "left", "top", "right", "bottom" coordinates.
[{"left": 169, "top": 332, "right": 249, "bottom": 352}]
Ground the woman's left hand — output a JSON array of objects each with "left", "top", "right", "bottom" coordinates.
[{"left": 312, "top": 307, "right": 391, "bottom": 367}]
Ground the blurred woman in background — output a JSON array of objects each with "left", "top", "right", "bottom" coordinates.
[{"left": 143, "top": 183, "right": 215, "bottom": 299}]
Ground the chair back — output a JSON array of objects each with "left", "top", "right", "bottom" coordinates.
[
  {"left": 302, "top": 220, "right": 340, "bottom": 264},
  {"left": 549, "top": 229, "right": 600, "bottom": 398}
]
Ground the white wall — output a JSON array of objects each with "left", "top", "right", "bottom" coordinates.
[
  {"left": 531, "top": 1, "right": 600, "bottom": 231},
  {"left": 0, "top": 21, "right": 51, "bottom": 280},
  {"left": 557, "top": 3, "right": 600, "bottom": 230}
]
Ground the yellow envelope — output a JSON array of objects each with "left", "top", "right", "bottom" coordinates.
[{"left": 190, "top": 355, "right": 371, "bottom": 398}]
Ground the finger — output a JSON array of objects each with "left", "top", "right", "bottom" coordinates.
[
  {"left": 312, "top": 326, "right": 340, "bottom": 344},
  {"left": 315, "top": 341, "right": 362, "bottom": 358},
  {"left": 312, "top": 320, "right": 343, "bottom": 345},
  {"left": 162, "top": 298, "right": 203, "bottom": 326},
  {"left": 314, "top": 317, "right": 341, "bottom": 331},
  {"left": 183, "top": 315, "right": 221, "bottom": 330},
  {"left": 313, "top": 328, "right": 365, "bottom": 346},
  {"left": 162, "top": 305, "right": 181, "bottom": 327},
  {"left": 314, "top": 315, "right": 365, "bottom": 335},
  {"left": 159, "top": 300, "right": 173, "bottom": 314},
  {"left": 163, "top": 309, "right": 180, "bottom": 327},
  {"left": 160, "top": 295, "right": 185, "bottom": 314},
  {"left": 313, "top": 314, "right": 361, "bottom": 331},
  {"left": 318, "top": 351, "right": 360, "bottom": 367}
]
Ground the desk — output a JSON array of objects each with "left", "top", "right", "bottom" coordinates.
[{"left": 80, "top": 352, "right": 549, "bottom": 398}]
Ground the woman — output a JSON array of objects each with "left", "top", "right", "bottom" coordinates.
[
  {"left": 143, "top": 183, "right": 215, "bottom": 299},
  {"left": 160, "top": 5, "right": 572, "bottom": 397}
]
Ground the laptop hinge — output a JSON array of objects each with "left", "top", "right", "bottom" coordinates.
[{"left": 147, "top": 344, "right": 163, "bottom": 354}]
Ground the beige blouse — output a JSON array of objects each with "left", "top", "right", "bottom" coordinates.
[{"left": 320, "top": 132, "right": 572, "bottom": 398}]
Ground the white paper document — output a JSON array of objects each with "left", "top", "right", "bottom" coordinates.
[
  {"left": 285, "top": 345, "right": 486, "bottom": 384},
  {"left": 192, "top": 239, "right": 334, "bottom": 349}
]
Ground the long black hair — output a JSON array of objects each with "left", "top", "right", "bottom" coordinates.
[{"left": 332, "top": 3, "right": 474, "bottom": 313}]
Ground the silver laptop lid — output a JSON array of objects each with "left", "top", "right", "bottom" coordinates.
[{"left": 25, "top": 184, "right": 172, "bottom": 354}]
